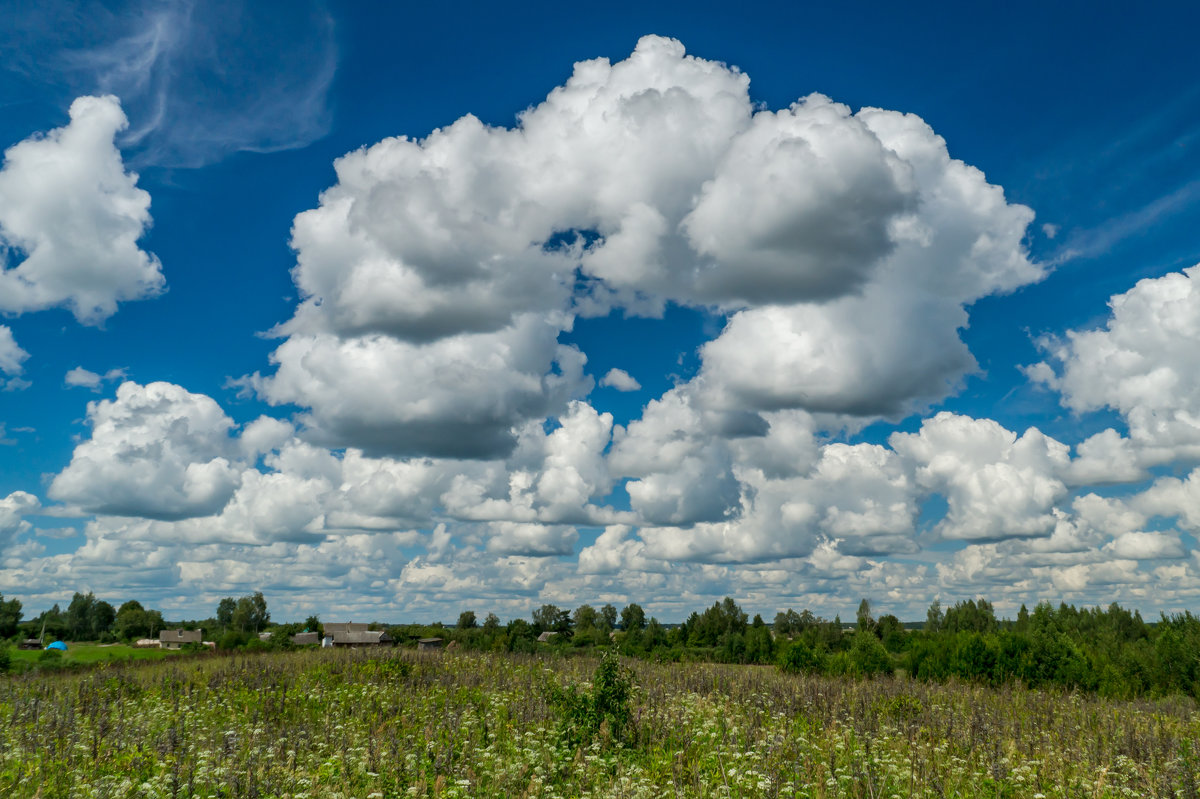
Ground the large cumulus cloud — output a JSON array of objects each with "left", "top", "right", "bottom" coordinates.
[
  {"left": 253, "top": 35, "right": 1042, "bottom": 460},
  {"left": 49, "top": 381, "right": 242, "bottom": 520},
  {"left": 0, "top": 95, "right": 163, "bottom": 323},
  {"left": 247, "top": 313, "right": 590, "bottom": 459},
  {"left": 697, "top": 107, "right": 1041, "bottom": 418},
  {"left": 1030, "top": 265, "right": 1200, "bottom": 469},
  {"left": 890, "top": 413, "right": 1071, "bottom": 541}
]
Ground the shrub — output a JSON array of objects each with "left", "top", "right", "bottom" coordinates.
[
  {"left": 549, "top": 649, "right": 634, "bottom": 748},
  {"left": 217, "top": 630, "right": 250, "bottom": 651},
  {"left": 849, "top": 632, "right": 893, "bottom": 678},
  {"left": 779, "top": 639, "right": 824, "bottom": 674}
]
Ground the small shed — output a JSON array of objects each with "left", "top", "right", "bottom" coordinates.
[
  {"left": 291, "top": 631, "right": 320, "bottom": 646},
  {"left": 417, "top": 637, "right": 444, "bottom": 651},
  {"left": 537, "top": 631, "right": 558, "bottom": 643},
  {"left": 18, "top": 639, "right": 41, "bottom": 650}
]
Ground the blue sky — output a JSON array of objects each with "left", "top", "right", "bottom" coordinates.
[{"left": 1, "top": 1, "right": 1199, "bottom": 622}]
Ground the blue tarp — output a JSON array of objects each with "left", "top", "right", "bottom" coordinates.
[{"left": 45, "top": 641, "right": 67, "bottom": 651}]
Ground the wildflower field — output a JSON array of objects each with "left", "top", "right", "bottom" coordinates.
[{"left": 2, "top": 648, "right": 1198, "bottom": 798}]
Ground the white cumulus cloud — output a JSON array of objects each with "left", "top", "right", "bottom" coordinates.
[
  {"left": 0, "top": 327, "right": 29, "bottom": 376},
  {"left": 599, "top": 368, "right": 641, "bottom": 392},
  {"left": 1030, "top": 265, "right": 1200, "bottom": 466},
  {"left": 0, "top": 95, "right": 163, "bottom": 324},
  {"left": 49, "top": 381, "right": 241, "bottom": 520},
  {"left": 890, "top": 412, "right": 1070, "bottom": 541}
]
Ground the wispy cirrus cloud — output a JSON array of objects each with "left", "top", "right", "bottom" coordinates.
[{"left": 4, "top": 0, "right": 338, "bottom": 168}]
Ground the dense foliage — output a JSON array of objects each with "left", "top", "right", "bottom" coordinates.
[{"left": 382, "top": 597, "right": 1200, "bottom": 701}]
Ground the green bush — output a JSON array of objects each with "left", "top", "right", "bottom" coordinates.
[
  {"left": 778, "top": 639, "right": 825, "bottom": 674},
  {"left": 849, "top": 632, "right": 893, "bottom": 678},
  {"left": 217, "top": 630, "right": 250, "bottom": 651},
  {"left": 549, "top": 649, "right": 634, "bottom": 748}
]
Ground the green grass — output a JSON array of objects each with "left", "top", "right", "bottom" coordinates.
[
  {"left": 8, "top": 642, "right": 179, "bottom": 668},
  {"left": 2, "top": 647, "right": 1198, "bottom": 797}
]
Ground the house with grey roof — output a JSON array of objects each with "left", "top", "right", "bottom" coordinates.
[
  {"left": 324, "top": 622, "right": 392, "bottom": 647},
  {"left": 159, "top": 629, "right": 202, "bottom": 649}
]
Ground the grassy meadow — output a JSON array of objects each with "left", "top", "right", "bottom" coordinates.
[
  {"left": 2, "top": 647, "right": 1198, "bottom": 798},
  {"left": 8, "top": 642, "right": 181, "bottom": 670}
]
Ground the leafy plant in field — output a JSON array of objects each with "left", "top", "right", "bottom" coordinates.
[
  {"left": 779, "top": 639, "right": 825, "bottom": 674},
  {"left": 874, "top": 692, "right": 924, "bottom": 721},
  {"left": 549, "top": 648, "right": 634, "bottom": 748}
]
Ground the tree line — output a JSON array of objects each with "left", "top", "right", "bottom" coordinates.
[
  {"left": 0, "top": 591, "right": 279, "bottom": 649},
  {"left": 5, "top": 589, "right": 1200, "bottom": 699},
  {"left": 407, "top": 597, "right": 1200, "bottom": 700}
]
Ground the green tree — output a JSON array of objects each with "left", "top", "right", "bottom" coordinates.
[
  {"left": 482, "top": 612, "right": 500, "bottom": 631},
  {"left": 877, "top": 614, "right": 907, "bottom": 651},
  {"left": 745, "top": 615, "right": 775, "bottom": 664},
  {"left": 600, "top": 603, "right": 618, "bottom": 632},
  {"left": 114, "top": 600, "right": 148, "bottom": 640},
  {"left": 506, "top": 618, "right": 536, "bottom": 653},
  {"left": 532, "top": 604, "right": 571, "bottom": 634},
  {"left": 573, "top": 604, "right": 599, "bottom": 632},
  {"left": 232, "top": 597, "right": 253, "bottom": 632},
  {"left": 644, "top": 617, "right": 668, "bottom": 649},
  {"left": 620, "top": 603, "right": 646, "bottom": 632},
  {"left": 688, "top": 598, "right": 748, "bottom": 646},
  {"left": 304, "top": 615, "right": 322, "bottom": 635},
  {"left": 0, "top": 593, "right": 22, "bottom": 638},
  {"left": 249, "top": 592, "right": 270, "bottom": 631},
  {"left": 779, "top": 639, "right": 824, "bottom": 674},
  {"left": 856, "top": 598, "right": 876, "bottom": 635},
  {"left": 849, "top": 631, "right": 893, "bottom": 677},
  {"left": 457, "top": 610, "right": 478, "bottom": 629},
  {"left": 925, "top": 599, "right": 943, "bottom": 633},
  {"left": 774, "top": 609, "right": 804, "bottom": 637},
  {"left": 66, "top": 592, "right": 97, "bottom": 639},
  {"left": 216, "top": 597, "right": 236, "bottom": 629},
  {"left": 90, "top": 600, "right": 116, "bottom": 639}
]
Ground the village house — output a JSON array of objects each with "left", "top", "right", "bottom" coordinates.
[
  {"left": 324, "top": 622, "right": 392, "bottom": 647},
  {"left": 291, "top": 631, "right": 320, "bottom": 646},
  {"left": 159, "top": 629, "right": 203, "bottom": 649},
  {"left": 417, "top": 637, "right": 443, "bottom": 651}
]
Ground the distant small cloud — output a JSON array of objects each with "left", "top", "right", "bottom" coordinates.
[
  {"left": 1042, "top": 223, "right": 1059, "bottom": 239},
  {"left": 34, "top": 526, "right": 81, "bottom": 540},
  {"left": 64, "top": 367, "right": 101, "bottom": 389},
  {"left": 0, "top": 325, "right": 29, "bottom": 376},
  {"left": 2, "top": 378, "right": 31, "bottom": 392},
  {"left": 600, "top": 368, "right": 641, "bottom": 392},
  {"left": 65, "top": 366, "right": 127, "bottom": 390}
]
